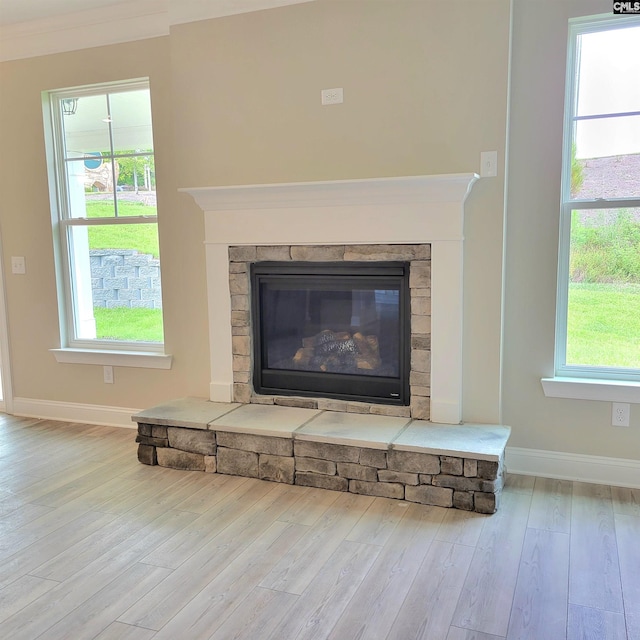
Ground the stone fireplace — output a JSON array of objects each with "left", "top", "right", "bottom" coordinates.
[
  {"left": 181, "top": 173, "right": 478, "bottom": 424},
  {"left": 227, "top": 243, "right": 430, "bottom": 419},
  {"left": 139, "top": 173, "right": 512, "bottom": 514}
]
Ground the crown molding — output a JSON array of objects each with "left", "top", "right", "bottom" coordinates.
[
  {"left": 168, "top": 0, "right": 315, "bottom": 26},
  {"left": 0, "top": 0, "right": 169, "bottom": 62},
  {"left": 0, "top": 0, "right": 315, "bottom": 62}
]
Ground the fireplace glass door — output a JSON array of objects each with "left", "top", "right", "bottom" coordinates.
[{"left": 251, "top": 262, "right": 410, "bottom": 405}]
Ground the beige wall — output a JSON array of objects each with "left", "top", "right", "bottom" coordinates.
[
  {"left": 503, "top": 0, "right": 640, "bottom": 459},
  {"left": 0, "top": 1, "right": 509, "bottom": 419}
]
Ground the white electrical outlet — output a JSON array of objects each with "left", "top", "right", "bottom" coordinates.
[
  {"left": 103, "top": 365, "right": 114, "bottom": 384},
  {"left": 321, "top": 88, "right": 344, "bottom": 105},
  {"left": 612, "top": 402, "right": 630, "bottom": 427}
]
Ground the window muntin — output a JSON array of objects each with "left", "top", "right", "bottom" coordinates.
[
  {"left": 557, "top": 16, "right": 640, "bottom": 381},
  {"left": 47, "top": 79, "right": 163, "bottom": 351},
  {"left": 572, "top": 115, "right": 640, "bottom": 200}
]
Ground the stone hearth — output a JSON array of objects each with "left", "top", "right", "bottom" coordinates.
[{"left": 133, "top": 398, "right": 510, "bottom": 514}]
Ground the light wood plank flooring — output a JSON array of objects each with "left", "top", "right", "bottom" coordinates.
[{"left": 0, "top": 413, "right": 638, "bottom": 640}]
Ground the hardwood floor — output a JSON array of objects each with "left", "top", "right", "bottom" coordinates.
[{"left": 0, "top": 413, "right": 638, "bottom": 640}]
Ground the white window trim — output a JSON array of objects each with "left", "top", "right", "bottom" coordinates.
[
  {"left": 543, "top": 14, "right": 640, "bottom": 400},
  {"left": 44, "top": 78, "right": 171, "bottom": 368},
  {"left": 50, "top": 348, "right": 172, "bottom": 369},
  {"left": 542, "top": 377, "right": 640, "bottom": 403}
]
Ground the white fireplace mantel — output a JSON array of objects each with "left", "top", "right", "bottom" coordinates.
[{"left": 181, "top": 173, "right": 479, "bottom": 424}]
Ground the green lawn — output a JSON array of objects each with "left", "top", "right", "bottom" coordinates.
[
  {"left": 86, "top": 201, "right": 159, "bottom": 257},
  {"left": 567, "top": 283, "right": 640, "bottom": 368},
  {"left": 86, "top": 200, "right": 156, "bottom": 218},
  {"left": 94, "top": 307, "right": 164, "bottom": 342}
]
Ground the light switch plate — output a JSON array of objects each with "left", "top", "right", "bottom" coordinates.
[
  {"left": 480, "top": 151, "right": 498, "bottom": 177},
  {"left": 11, "top": 256, "right": 26, "bottom": 274}
]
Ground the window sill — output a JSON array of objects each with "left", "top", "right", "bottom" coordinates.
[
  {"left": 541, "top": 377, "right": 640, "bottom": 403},
  {"left": 50, "top": 348, "right": 172, "bottom": 370}
]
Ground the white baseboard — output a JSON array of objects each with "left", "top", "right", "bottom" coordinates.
[
  {"left": 506, "top": 446, "right": 640, "bottom": 489},
  {"left": 12, "top": 397, "right": 140, "bottom": 429}
]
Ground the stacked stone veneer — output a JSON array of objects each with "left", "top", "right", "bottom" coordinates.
[
  {"left": 229, "top": 243, "right": 431, "bottom": 420},
  {"left": 136, "top": 423, "right": 503, "bottom": 514},
  {"left": 90, "top": 249, "right": 162, "bottom": 309}
]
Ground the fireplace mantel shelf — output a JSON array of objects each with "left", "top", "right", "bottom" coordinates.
[
  {"left": 179, "top": 173, "right": 479, "bottom": 212},
  {"left": 182, "top": 173, "right": 480, "bottom": 424}
]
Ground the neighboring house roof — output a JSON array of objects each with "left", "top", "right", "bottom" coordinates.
[{"left": 576, "top": 153, "right": 640, "bottom": 201}]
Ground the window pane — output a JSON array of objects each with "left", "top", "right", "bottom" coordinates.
[
  {"left": 571, "top": 24, "right": 640, "bottom": 202},
  {"left": 85, "top": 193, "right": 116, "bottom": 218},
  {"left": 64, "top": 159, "right": 116, "bottom": 219},
  {"left": 576, "top": 26, "right": 640, "bottom": 118},
  {"left": 571, "top": 150, "right": 640, "bottom": 202},
  {"left": 575, "top": 114, "right": 640, "bottom": 160},
  {"left": 64, "top": 156, "right": 157, "bottom": 218},
  {"left": 110, "top": 89, "right": 154, "bottom": 152},
  {"left": 88, "top": 222, "right": 160, "bottom": 261},
  {"left": 61, "top": 94, "right": 111, "bottom": 156},
  {"left": 115, "top": 190, "right": 157, "bottom": 217},
  {"left": 566, "top": 208, "right": 640, "bottom": 368},
  {"left": 115, "top": 153, "right": 156, "bottom": 216},
  {"left": 573, "top": 114, "right": 640, "bottom": 200},
  {"left": 68, "top": 223, "right": 163, "bottom": 343},
  {"left": 61, "top": 88, "right": 156, "bottom": 219}
]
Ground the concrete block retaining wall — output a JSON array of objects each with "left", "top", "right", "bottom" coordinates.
[{"left": 90, "top": 249, "right": 162, "bottom": 309}]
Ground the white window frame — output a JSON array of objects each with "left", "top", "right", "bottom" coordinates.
[
  {"left": 44, "top": 78, "right": 171, "bottom": 369},
  {"left": 543, "top": 14, "right": 640, "bottom": 401}
]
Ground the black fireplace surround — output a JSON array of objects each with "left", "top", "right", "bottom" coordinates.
[{"left": 251, "top": 261, "right": 411, "bottom": 405}]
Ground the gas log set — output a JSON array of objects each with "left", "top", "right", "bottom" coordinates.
[{"left": 291, "top": 329, "right": 382, "bottom": 374}]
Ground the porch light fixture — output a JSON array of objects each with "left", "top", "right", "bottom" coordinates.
[{"left": 61, "top": 98, "right": 77, "bottom": 115}]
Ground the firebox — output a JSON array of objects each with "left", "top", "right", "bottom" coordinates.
[{"left": 251, "top": 261, "right": 411, "bottom": 405}]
